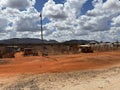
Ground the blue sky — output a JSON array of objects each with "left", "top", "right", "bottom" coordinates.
[
  {"left": 35, "top": 0, "right": 66, "bottom": 11},
  {"left": 34, "top": 0, "right": 94, "bottom": 24},
  {"left": 35, "top": 0, "right": 107, "bottom": 15},
  {"left": 35, "top": 0, "right": 94, "bottom": 15},
  {"left": 0, "top": 0, "right": 120, "bottom": 42},
  {"left": 35, "top": 0, "right": 94, "bottom": 25}
]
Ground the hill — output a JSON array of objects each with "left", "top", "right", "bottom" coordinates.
[{"left": 0, "top": 38, "right": 98, "bottom": 45}]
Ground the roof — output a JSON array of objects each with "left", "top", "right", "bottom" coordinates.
[
  {"left": 24, "top": 48, "right": 34, "bottom": 50},
  {"left": 78, "top": 45, "right": 91, "bottom": 47},
  {"left": 89, "top": 41, "right": 98, "bottom": 44}
]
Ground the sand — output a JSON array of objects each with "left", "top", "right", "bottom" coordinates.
[{"left": 0, "top": 66, "right": 120, "bottom": 90}]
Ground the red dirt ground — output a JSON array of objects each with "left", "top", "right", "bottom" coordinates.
[{"left": 0, "top": 51, "right": 120, "bottom": 76}]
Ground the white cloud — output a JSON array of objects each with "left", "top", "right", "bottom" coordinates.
[
  {"left": 112, "top": 15, "right": 120, "bottom": 26},
  {"left": 43, "top": 0, "right": 67, "bottom": 21},
  {"left": 0, "top": 17, "right": 8, "bottom": 33},
  {"left": 1, "top": 6, "right": 39, "bottom": 33},
  {"left": 88, "top": 0, "right": 120, "bottom": 17},
  {"left": 41, "top": 0, "right": 120, "bottom": 42},
  {"left": 0, "top": 0, "right": 120, "bottom": 42},
  {"left": 103, "top": 0, "right": 120, "bottom": 10},
  {"left": 14, "top": 16, "right": 39, "bottom": 32},
  {"left": 0, "top": 0, "right": 39, "bottom": 39},
  {"left": 0, "top": 0, "right": 35, "bottom": 10},
  {"left": 16, "top": 9, "right": 39, "bottom": 32},
  {"left": 43, "top": 0, "right": 87, "bottom": 21},
  {"left": 64, "top": 0, "right": 87, "bottom": 17}
]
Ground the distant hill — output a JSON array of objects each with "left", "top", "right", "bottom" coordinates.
[
  {"left": 0, "top": 38, "right": 58, "bottom": 45},
  {"left": 63, "top": 40, "right": 98, "bottom": 44},
  {"left": 0, "top": 38, "right": 98, "bottom": 45}
]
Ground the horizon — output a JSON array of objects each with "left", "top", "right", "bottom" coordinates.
[
  {"left": 0, "top": 0, "right": 120, "bottom": 42},
  {"left": 0, "top": 37, "right": 119, "bottom": 43}
]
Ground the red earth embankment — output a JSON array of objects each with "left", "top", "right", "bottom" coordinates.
[{"left": 0, "top": 51, "right": 119, "bottom": 76}]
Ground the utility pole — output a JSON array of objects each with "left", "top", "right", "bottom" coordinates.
[
  {"left": 40, "top": 12, "right": 43, "bottom": 43},
  {"left": 40, "top": 12, "right": 44, "bottom": 56}
]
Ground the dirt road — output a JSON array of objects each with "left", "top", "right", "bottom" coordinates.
[{"left": 0, "top": 51, "right": 119, "bottom": 75}]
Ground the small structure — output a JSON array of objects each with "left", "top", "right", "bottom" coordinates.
[
  {"left": 78, "top": 45, "right": 93, "bottom": 53},
  {"left": 5, "top": 46, "right": 19, "bottom": 53}
]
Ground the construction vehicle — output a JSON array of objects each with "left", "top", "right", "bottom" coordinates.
[
  {"left": 23, "top": 48, "right": 38, "bottom": 56},
  {"left": 41, "top": 46, "right": 48, "bottom": 56},
  {"left": 42, "top": 52, "right": 48, "bottom": 56},
  {"left": 0, "top": 46, "right": 19, "bottom": 58}
]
